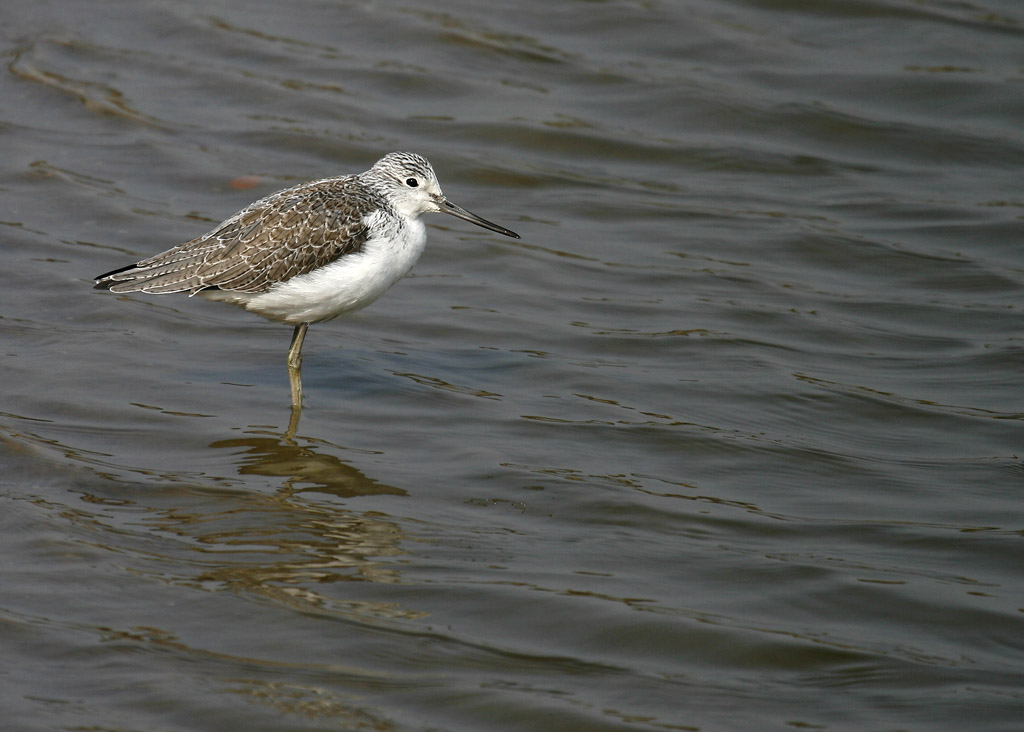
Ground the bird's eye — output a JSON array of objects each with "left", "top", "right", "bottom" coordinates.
[{"left": 405, "top": 177, "right": 419, "bottom": 188}]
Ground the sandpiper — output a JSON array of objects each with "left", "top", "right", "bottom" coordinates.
[{"left": 95, "top": 151, "right": 520, "bottom": 408}]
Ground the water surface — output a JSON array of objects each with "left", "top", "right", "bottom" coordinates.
[{"left": 2, "top": 1, "right": 1023, "bottom": 730}]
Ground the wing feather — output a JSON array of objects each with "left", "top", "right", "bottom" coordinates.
[{"left": 96, "top": 175, "right": 379, "bottom": 295}]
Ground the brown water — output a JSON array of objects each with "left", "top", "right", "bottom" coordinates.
[{"left": 2, "top": 1, "right": 1023, "bottom": 730}]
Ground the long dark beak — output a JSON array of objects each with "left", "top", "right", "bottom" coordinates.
[{"left": 441, "top": 199, "right": 520, "bottom": 239}]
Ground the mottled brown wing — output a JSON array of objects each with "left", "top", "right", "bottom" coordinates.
[{"left": 97, "top": 175, "right": 380, "bottom": 295}]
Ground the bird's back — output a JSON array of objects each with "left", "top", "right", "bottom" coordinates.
[{"left": 95, "top": 174, "right": 385, "bottom": 296}]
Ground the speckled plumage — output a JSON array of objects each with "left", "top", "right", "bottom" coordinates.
[
  {"left": 95, "top": 151, "right": 520, "bottom": 407},
  {"left": 108, "top": 176, "right": 377, "bottom": 296},
  {"left": 98, "top": 155, "right": 421, "bottom": 299}
]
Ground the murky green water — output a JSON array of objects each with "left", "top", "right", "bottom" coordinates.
[{"left": 2, "top": 1, "right": 1023, "bottom": 730}]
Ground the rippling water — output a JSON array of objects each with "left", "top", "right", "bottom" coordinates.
[{"left": 2, "top": 1, "right": 1023, "bottom": 730}]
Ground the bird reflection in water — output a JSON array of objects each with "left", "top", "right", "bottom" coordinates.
[
  {"left": 192, "top": 418, "right": 412, "bottom": 592},
  {"left": 209, "top": 416, "right": 405, "bottom": 500}
]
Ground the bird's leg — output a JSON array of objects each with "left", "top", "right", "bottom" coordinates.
[
  {"left": 287, "top": 323, "right": 309, "bottom": 409},
  {"left": 285, "top": 402, "right": 302, "bottom": 440}
]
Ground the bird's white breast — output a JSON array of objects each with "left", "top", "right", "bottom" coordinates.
[{"left": 228, "top": 211, "right": 427, "bottom": 325}]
